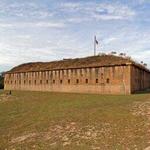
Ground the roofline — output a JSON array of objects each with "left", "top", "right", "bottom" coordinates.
[
  {"left": 4, "top": 63, "right": 144, "bottom": 74},
  {"left": 5, "top": 64, "right": 128, "bottom": 74},
  {"left": 132, "top": 63, "right": 150, "bottom": 73}
]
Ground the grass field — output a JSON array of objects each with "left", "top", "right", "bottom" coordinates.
[{"left": 0, "top": 90, "right": 150, "bottom": 150}]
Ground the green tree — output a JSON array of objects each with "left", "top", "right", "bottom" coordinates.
[{"left": 0, "top": 73, "right": 4, "bottom": 89}]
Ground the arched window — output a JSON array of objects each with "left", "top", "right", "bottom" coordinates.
[{"left": 53, "top": 80, "right": 55, "bottom": 84}]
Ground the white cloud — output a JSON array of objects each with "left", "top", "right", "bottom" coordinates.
[
  {"left": 0, "top": 0, "right": 149, "bottom": 72},
  {"left": 103, "top": 37, "right": 118, "bottom": 44},
  {"left": 0, "top": 1, "right": 53, "bottom": 19},
  {"left": 0, "top": 31, "right": 89, "bottom": 71},
  {"left": 0, "top": 21, "right": 66, "bottom": 28},
  {"left": 60, "top": 2, "right": 135, "bottom": 23}
]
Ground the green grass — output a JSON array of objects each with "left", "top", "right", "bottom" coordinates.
[{"left": 0, "top": 90, "right": 150, "bottom": 150}]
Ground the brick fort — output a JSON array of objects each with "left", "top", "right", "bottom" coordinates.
[{"left": 4, "top": 54, "right": 150, "bottom": 94}]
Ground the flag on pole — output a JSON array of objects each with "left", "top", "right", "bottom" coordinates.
[
  {"left": 95, "top": 36, "right": 98, "bottom": 45},
  {"left": 94, "top": 36, "right": 98, "bottom": 56}
]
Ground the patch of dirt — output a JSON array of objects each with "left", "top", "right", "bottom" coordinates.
[
  {"left": 0, "top": 94, "right": 17, "bottom": 102},
  {"left": 9, "top": 117, "right": 149, "bottom": 150},
  {"left": 144, "top": 146, "right": 150, "bottom": 150},
  {"left": 132, "top": 101, "right": 150, "bottom": 122},
  {"left": 10, "top": 122, "right": 112, "bottom": 149},
  {"left": 132, "top": 101, "right": 150, "bottom": 148},
  {"left": 0, "top": 94, "right": 11, "bottom": 102},
  {"left": 11, "top": 133, "right": 37, "bottom": 143},
  {"left": 43, "top": 122, "right": 112, "bottom": 148}
]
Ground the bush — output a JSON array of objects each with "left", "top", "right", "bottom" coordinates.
[{"left": 0, "top": 75, "right": 4, "bottom": 89}]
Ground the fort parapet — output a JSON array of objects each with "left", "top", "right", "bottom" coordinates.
[{"left": 4, "top": 55, "right": 150, "bottom": 94}]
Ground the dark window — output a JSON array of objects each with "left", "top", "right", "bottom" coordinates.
[
  {"left": 40, "top": 80, "right": 42, "bottom": 84},
  {"left": 76, "top": 79, "right": 79, "bottom": 84},
  {"left": 68, "top": 79, "right": 70, "bottom": 84},
  {"left": 46, "top": 80, "right": 48, "bottom": 84},
  {"left": 53, "top": 80, "right": 55, "bottom": 84},
  {"left": 85, "top": 79, "right": 88, "bottom": 84},
  {"left": 60, "top": 80, "right": 63, "bottom": 84},
  {"left": 106, "top": 78, "right": 110, "bottom": 84},
  {"left": 19, "top": 80, "right": 21, "bottom": 84},
  {"left": 112, "top": 67, "right": 115, "bottom": 77},
  {"left": 35, "top": 80, "right": 36, "bottom": 85},
  {"left": 24, "top": 80, "right": 26, "bottom": 84},
  {"left": 29, "top": 80, "right": 31, "bottom": 85},
  {"left": 96, "top": 79, "right": 98, "bottom": 83},
  {"left": 11, "top": 81, "right": 13, "bottom": 84},
  {"left": 15, "top": 80, "right": 16, "bottom": 84},
  {"left": 101, "top": 73, "right": 104, "bottom": 79}
]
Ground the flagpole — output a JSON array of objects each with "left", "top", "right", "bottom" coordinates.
[{"left": 94, "top": 36, "right": 96, "bottom": 56}]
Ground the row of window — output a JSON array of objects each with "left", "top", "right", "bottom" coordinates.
[{"left": 6, "top": 78, "right": 110, "bottom": 85}]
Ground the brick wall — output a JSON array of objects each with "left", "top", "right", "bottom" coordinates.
[
  {"left": 131, "top": 65, "right": 150, "bottom": 93},
  {"left": 4, "top": 65, "right": 132, "bottom": 94}
]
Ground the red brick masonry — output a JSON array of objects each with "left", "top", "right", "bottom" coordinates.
[{"left": 4, "top": 55, "right": 150, "bottom": 94}]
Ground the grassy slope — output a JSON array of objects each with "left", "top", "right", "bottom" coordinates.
[{"left": 0, "top": 90, "right": 150, "bottom": 150}]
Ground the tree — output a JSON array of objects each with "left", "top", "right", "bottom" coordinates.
[{"left": 0, "top": 72, "right": 4, "bottom": 89}]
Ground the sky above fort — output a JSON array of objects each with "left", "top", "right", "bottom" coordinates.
[{"left": 0, "top": 0, "right": 150, "bottom": 72}]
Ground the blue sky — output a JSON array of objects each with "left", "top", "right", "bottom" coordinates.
[{"left": 0, "top": 0, "right": 150, "bottom": 72}]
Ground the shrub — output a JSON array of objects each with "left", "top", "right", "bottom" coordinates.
[{"left": 0, "top": 75, "right": 4, "bottom": 89}]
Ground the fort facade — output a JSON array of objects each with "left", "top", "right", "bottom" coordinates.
[{"left": 4, "top": 55, "right": 150, "bottom": 94}]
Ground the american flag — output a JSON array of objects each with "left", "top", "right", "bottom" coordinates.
[{"left": 95, "top": 36, "right": 98, "bottom": 45}]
